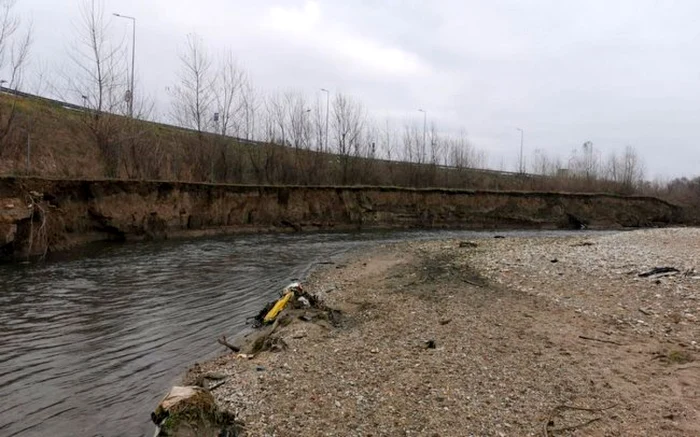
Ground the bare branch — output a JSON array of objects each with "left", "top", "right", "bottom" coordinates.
[{"left": 169, "top": 33, "right": 214, "bottom": 133}]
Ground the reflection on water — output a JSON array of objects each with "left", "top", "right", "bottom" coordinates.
[{"left": 0, "top": 229, "right": 600, "bottom": 436}]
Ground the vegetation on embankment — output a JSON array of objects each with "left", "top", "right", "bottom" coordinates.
[
  {"left": 0, "top": 92, "right": 668, "bottom": 195},
  {"left": 0, "top": 176, "right": 685, "bottom": 262}
]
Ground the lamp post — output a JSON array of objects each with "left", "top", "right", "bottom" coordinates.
[
  {"left": 320, "top": 88, "right": 330, "bottom": 152},
  {"left": 516, "top": 127, "right": 524, "bottom": 173},
  {"left": 418, "top": 109, "right": 427, "bottom": 162},
  {"left": 113, "top": 13, "right": 136, "bottom": 117}
]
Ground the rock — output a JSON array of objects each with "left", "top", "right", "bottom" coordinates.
[
  {"left": 291, "top": 330, "right": 307, "bottom": 339},
  {"left": 203, "top": 372, "right": 227, "bottom": 381},
  {"left": 255, "top": 365, "right": 266, "bottom": 372},
  {"left": 152, "top": 386, "right": 241, "bottom": 437},
  {"left": 0, "top": 198, "right": 32, "bottom": 223},
  {"left": 1, "top": 223, "right": 17, "bottom": 245},
  {"left": 459, "top": 241, "right": 478, "bottom": 248}
]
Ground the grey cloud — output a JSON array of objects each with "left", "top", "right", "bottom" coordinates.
[{"left": 14, "top": 0, "right": 700, "bottom": 177}]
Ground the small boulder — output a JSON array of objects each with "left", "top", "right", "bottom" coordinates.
[
  {"left": 459, "top": 241, "right": 478, "bottom": 248},
  {"left": 152, "top": 386, "right": 241, "bottom": 437}
]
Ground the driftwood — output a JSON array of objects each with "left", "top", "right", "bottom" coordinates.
[
  {"left": 638, "top": 267, "right": 679, "bottom": 278},
  {"left": 542, "top": 404, "right": 618, "bottom": 437},
  {"left": 578, "top": 335, "right": 623, "bottom": 346},
  {"left": 217, "top": 335, "right": 240, "bottom": 352}
]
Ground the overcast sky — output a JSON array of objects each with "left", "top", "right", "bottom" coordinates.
[{"left": 13, "top": 0, "right": 700, "bottom": 179}]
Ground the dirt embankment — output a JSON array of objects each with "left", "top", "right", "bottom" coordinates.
[
  {"left": 0, "top": 177, "right": 686, "bottom": 261},
  {"left": 191, "top": 228, "right": 699, "bottom": 436}
]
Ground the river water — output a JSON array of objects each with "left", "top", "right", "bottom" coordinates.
[{"left": 0, "top": 229, "right": 593, "bottom": 437}]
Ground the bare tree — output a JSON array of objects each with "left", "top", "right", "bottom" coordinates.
[
  {"left": 0, "top": 0, "right": 31, "bottom": 164},
  {"left": 621, "top": 145, "right": 645, "bottom": 190},
  {"left": 427, "top": 122, "right": 442, "bottom": 165},
  {"left": 167, "top": 33, "right": 217, "bottom": 181},
  {"left": 68, "top": 0, "right": 126, "bottom": 113},
  {"left": 169, "top": 33, "right": 214, "bottom": 134},
  {"left": 0, "top": 0, "right": 32, "bottom": 89},
  {"left": 402, "top": 123, "right": 423, "bottom": 164},
  {"left": 332, "top": 93, "right": 365, "bottom": 157},
  {"left": 284, "top": 91, "right": 311, "bottom": 150},
  {"left": 531, "top": 148, "right": 555, "bottom": 176},
  {"left": 240, "top": 79, "right": 260, "bottom": 141},
  {"left": 64, "top": 0, "right": 127, "bottom": 177},
  {"left": 29, "top": 60, "right": 51, "bottom": 96},
  {"left": 264, "top": 91, "right": 286, "bottom": 144},
  {"left": 311, "top": 94, "right": 326, "bottom": 151},
  {"left": 603, "top": 146, "right": 645, "bottom": 192},
  {"left": 331, "top": 92, "right": 365, "bottom": 183},
  {"left": 212, "top": 50, "right": 245, "bottom": 136},
  {"left": 379, "top": 118, "right": 397, "bottom": 161}
]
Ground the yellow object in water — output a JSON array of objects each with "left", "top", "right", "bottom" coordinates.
[{"left": 263, "top": 291, "right": 294, "bottom": 324}]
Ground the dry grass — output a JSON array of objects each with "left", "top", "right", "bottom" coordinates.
[{"left": 0, "top": 93, "right": 668, "bottom": 196}]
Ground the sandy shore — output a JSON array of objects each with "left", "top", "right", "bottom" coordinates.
[{"left": 191, "top": 228, "right": 699, "bottom": 436}]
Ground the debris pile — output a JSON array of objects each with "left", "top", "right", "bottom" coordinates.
[{"left": 154, "top": 281, "right": 337, "bottom": 436}]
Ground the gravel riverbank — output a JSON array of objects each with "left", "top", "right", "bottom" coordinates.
[{"left": 190, "top": 228, "right": 699, "bottom": 436}]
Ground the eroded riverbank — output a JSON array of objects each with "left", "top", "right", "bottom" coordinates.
[
  {"left": 0, "top": 177, "right": 685, "bottom": 261},
  {"left": 191, "top": 228, "right": 699, "bottom": 436}
]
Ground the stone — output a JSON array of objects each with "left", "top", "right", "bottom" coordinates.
[
  {"left": 1, "top": 223, "right": 17, "bottom": 245},
  {"left": 459, "top": 241, "right": 478, "bottom": 248},
  {"left": 0, "top": 198, "right": 32, "bottom": 223},
  {"left": 152, "top": 386, "right": 241, "bottom": 437}
]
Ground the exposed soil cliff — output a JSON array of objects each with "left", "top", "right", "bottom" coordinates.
[{"left": 0, "top": 177, "right": 685, "bottom": 261}]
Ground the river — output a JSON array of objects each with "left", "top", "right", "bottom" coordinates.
[{"left": 0, "top": 229, "right": 596, "bottom": 437}]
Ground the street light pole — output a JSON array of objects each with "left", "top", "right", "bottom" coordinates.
[
  {"left": 321, "top": 88, "right": 330, "bottom": 152},
  {"left": 516, "top": 127, "right": 524, "bottom": 173},
  {"left": 418, "top": 109, "right": 427, "bottom": 162},
  {"left": 113, "top": 13, "right": 136, "bottom": 118}
]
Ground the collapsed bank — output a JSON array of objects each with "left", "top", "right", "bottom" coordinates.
[{"left": 0, "top": 177, "right": 686, "bottom": 261}]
